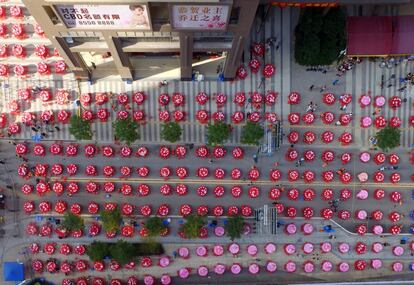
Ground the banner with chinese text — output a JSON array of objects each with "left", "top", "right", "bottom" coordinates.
[
  {"left": 171, "top": 5, "right": 230, "bottom": 30},
  {"left": 55, "top": 4, "right": 151, "bottom": 29}
]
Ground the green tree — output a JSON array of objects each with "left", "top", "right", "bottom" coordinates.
[
  {"left": 100, "top": 208, "right": 122, "bottom": 233},
  {"left": 206, "top": 121, "right": 231, "bottom": 146},
  {"left": 109, "top": 240, "right": 136, "bottom": 266},
  {"left": 69, "top": 115, "right": 92, "bottom": 140},
  {"left": 294, "top": 7, "right": 346, "bottom": 66},
  {"left": 62, "top": 212, "right": 84, "bottom": 231},
  {"left": 241, "top": 122, "right": 264, "bottom": 145},
  {"left": 136, "top": 241, "right": 165, "bottom": 255},
  {"left": 113, "top": 118, "right": 139, "bottom": 145},
  {"left": 375, "top": 126, "right": 401, "bottom": 152},
  {"left": 161, "top": 122, "right": 182, "bottom": 143},
  {"left": 181, "top": 214, "right": 206, "bottom": 239},
  {"left": 145, "top": 217, "right": 167, "bottom": 237},
  {"left": 225, "top": 215, "right": 244, "bottom": 241},
  {"left": 86, "top": 241, "right": 110, "bottom": 261}
]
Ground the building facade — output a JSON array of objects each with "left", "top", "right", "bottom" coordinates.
[{"left": 22, "top": 0, "right": 260, "bottom": 80}]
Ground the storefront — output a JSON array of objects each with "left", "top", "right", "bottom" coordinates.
[{"left": 22, "top": 0, "right": 260, "bottom": 80}]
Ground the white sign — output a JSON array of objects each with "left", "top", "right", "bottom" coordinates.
[
  {"left": 55, "top": 4, "right": 151, "bottom": 29},
  {"left": 171, "top": 5, "right": 229, "bottom": 30}
]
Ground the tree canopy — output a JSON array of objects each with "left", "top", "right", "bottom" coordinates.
[
  {"left": 62, "top": 212, "right": 84, "bottom": 231},
  {"left": 295, "top": 7, "right": 346, "bottom": 66},
  {"left": 100, "top": 208, "right": 122, "bottom": 233},
  {"left": 86, "top": 241, "right": 109, "bottom": 261},
  {"left": 375, "top": 126, "right": 401, "bottom": 152},
  {"left": 113, "top": 118, "right": 139, "bottom": 145},
  {"left": 181, "top": 214, "right": 206, "bottom": 239},
  {"left": 109, "top": 240, "right": 137, "bottom": 266},
  {"left": 241, "top": 122, "right": 264, "bottom": 145},
  {"left": 69, "top": 115, "right": 92, "bottom": 140},
  {"left": 145, "top": 217, "right": 167, "bottom": 237},
  {"left": 225, "top": 215, "right": 245, "bottom": 241},
  {"left": 161, "top": 122, "right": 182, "bottom": 143},
  {"left": 206, "top": 121, "right": 231, "bottom": 146}
]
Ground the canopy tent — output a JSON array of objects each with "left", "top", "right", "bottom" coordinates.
[
  {"left": 4, "top": 262, "right": 24, "bottom": 281},
  {"left": 347, "top": 16, "right": 414, "bottom": 56}
]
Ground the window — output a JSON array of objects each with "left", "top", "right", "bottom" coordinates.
[
  {"left": 43, "top": 6, "right": 61, "bottom": 25},
  {"left": 229, "top": 7, "right": 240, "bottom": 24}
]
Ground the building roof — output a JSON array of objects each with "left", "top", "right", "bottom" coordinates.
[{"left": 347, "top": 16, "right": 414, "bottom": 56}]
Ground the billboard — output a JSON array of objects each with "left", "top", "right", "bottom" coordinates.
[
  {"left": 55, "top": 4, "right": 151, "bottom": 29},
  {"left": 171, "top": 4, "right": 230, "bottom": 30}
]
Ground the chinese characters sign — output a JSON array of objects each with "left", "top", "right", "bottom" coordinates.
[
  {"left": 271, "top": 2, "right": 338, "bottom": 7},
  {"left": 171, "top": 5, "right": 229, "bottom": 30},
  {"left": 55, "top": 5, "right": 151, "bottom": 29}
]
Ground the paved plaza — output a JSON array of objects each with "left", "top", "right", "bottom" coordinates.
[{"left": 1, "top": 2, "right": 414, "bottom": 285}]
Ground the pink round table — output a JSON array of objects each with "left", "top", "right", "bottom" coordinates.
[
  {"left": 356, "top": 189, "right": 368, "bottom": 200},
  {"left": 214, "top": 264, "right": 226, "bottom": 275},
  {"left": 284, "top": 244, "right": 296, "bottom": 255},
  {"left": 249, "top": 263, "right": 260, "bottom": 274},
  {"left": 303, "top": 261, "right": 314, "bottom": 273},
  {"left": 338, "top": 262, "right": 350, "bottom": 272},
  {"left": 266, "top": 261, "right": 277, "bottom": 272},
  {"left": 359, "top": 152, "right": 371, "bottom": 163},
  {"left": 178, "top": 247, "right": 189, "bottom": 258},
  {"left": 229, "top": 243, "right": 240, "bottom": 255},
  {"left": 360, "top": 95, "right": 371, "bottom": 106},
  {"left": 371, "top": 259, "right": 382, "bottom": 269},
  {"left": 231, "top": 263, "right": 242, "bottom": 274},
  {"left": 321, "top": 261, "right": 333, "bottom": 272},
  {"left": 393, "top": 246, "right": 404, "bottom": 256},
  {"left": 264, "top": 243, "right": 276, "bottom": 254},
  {"left": 321, "top": 242, "right": 332, "bottom": 253},
  {"left": 372, "top": 225, "right": 383, "bottom": 235},
  {"left": 159, "top": 257, "right": 170, "bottom": 267},
  {"left": 361, "top": 116, "right": 372, "bottom": 127},
  {"left": 302, "top": 223, "right": 314, "bottom": 235},
  {"left": 338, "top": 243, "right": 349, "bottom": 253},
  {"left": 303, "top": 243, "right": 314, "bottom": 254},
  {"left": 375, "top": 96, "right": 385, "bottom": 107},
  {"left": 213, "top": 245, "right": 224, "bottom": 256},
  {"left": 286, "top": 223, "right": 297, "bottom": 234},
  {"left": 198, "top": 266, "right": 208, "bottom": 277},
  {"left": 357, "top": 210, "right": 367, "bottom": 220},
  {"left": 372, "top": 242, "right": 383, "bottom": 253},
  {"left": 161, "top": 274, "right": 171, "bottom": 285},
  {"left": 178, "top": 268, "right": 190, "bottom": 279},
  {"left": 214, "top": 226, "right": 225, "bottom": 237},
  {"left": 247, "top": 244, "right": 258, "bottom": 256},
  {"left": 285, "top": 261, "right": 296, "bottom": 273},
  {"left": 196, "top": 246, "right": 207, "bottom": 257},
  {"left": 392, "top": 262, "right": 403, "bottom": 272},
  {"left": 357, "top": 172, "right": 368, "bottom": 183}
]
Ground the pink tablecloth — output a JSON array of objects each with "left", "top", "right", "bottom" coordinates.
[
  {"left": 265, "top": 243, "right": 276, "bottom": 254},
  {"left": 321, "top": 242, "right": 332, "bottom": 253},
  {"left": 247, "top": 245, "right": 258, "bottom": 256},
  {"left": 371, "top": 259, "right": 382, "bottom": 269},
  {"left": 338, "top": 262, "right": 349, "bottom": 272},
  {"left": 214, "top": 226, "right": 225, "bottom": 237},
  {"left": 338, "top": 243, "right": 349, "bottom": 253}
]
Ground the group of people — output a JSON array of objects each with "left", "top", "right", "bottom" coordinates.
[
  {"left": 305, "top": 101, "right": 318, "bottom": 113},
  {"left": 336, "top": 57, "right": 362, "bottom": 77}
]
